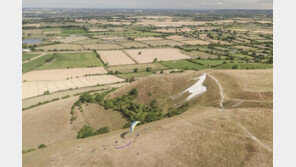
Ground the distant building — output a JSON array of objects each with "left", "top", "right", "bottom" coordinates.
[{"left": 22, "top": 48, "right": 31, "bottom": 53}]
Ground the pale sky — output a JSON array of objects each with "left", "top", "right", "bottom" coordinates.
[{"left": 23, "top": 0, "right": 273, "bottom": 10}]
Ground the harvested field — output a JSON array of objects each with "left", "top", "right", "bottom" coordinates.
[
  {"left": 153, "top": 28, "right": 192, "bottom": 33},
  {"left": 23, "top": 67, "right": 107, "bottom": 81},
  {"left": 22, "top": 75, "right": 125, "bottom": 99},
  {"left": 117, "top": 41, "right": 148, "bottom": 48},
  {"left": 36, "top": 44, "right": 84, "bottom": 51},
  {"left": 181, "top": 40, "right": 210, "bottom": 45},
  {"left": 141, "top": 39, "right": 184, "bottom": 46},
  {"left": 134, "top": 37, "right": 163, "bottom": 41},
  {"left": 97, "top": 50, "right": 135, "bottom": 66},
  {"left": 88, "top": 28, "right": 108, "bottom": 32},
  {"left": 74, "top": 39, "right": 102, "bottom": 45},
  {"left": 165, "top": 35, "right": 188, "bottom": 41},
  {"left": 83, "top": 44, "right": 123, "bottom": 50},
  {"left": 253, "top": 30, "right": 273, "bottom": 34},
  {"left": 125, "top": 48, "right": 190, "bottom": 63}
]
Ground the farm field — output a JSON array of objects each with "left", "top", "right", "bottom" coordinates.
[
  {"left": 35, "top": 52, "right": 104, "bottom": 70},
  {"left": 97, "top": 50, "right": 135, "bottom": 66},
  {"left": 107, "top": 63, "right": 168, "bottom": 73},
  {"left": 125, "top": 48, "right": 190, "bottom": 63},
  {"left": 83, "top": 43, "right": 123, "bottom": 50},
  {"left": 22, "top": 53, "right": 40, "bottom": 62},
  {"left": 117, "top": 41, "right": 148, "bottom": 48},
  {"left": 23, "top": 67, "right": 107, "bottom": 81},
  {"left": 22, "top": 75, "right": 124, "bottom": 99},
  {"left": 141, "top": 39, "right": 184, "bottom": 46},
  {"left": 22, "top": 9, "right": 273, "bottom": 167},
  {"left": 36, "top": 44, "right": 84, "bottom": 51}
]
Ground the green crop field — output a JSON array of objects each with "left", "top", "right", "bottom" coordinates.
[
  {"left": 117, "top": 72, "right": 154, "bottom": 79},
  {"left": 22, "top": 53, "right": 40, "bottom": 62},
  {"left": 160, "top": 60, "right": 204, "bottom": 70},
  {"left": 36, "top": 52, "right": 104, "bottom": 70},
  {"left": 61, "top": 29, "right": 87, "bottom": 35},
  {"left": 22, "top": 54, "right": 54, "bottom": 73}
]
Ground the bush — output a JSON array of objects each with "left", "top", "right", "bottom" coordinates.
[
  {"left": 79, "top": 92, "right": 93, "bottom": 103},
  {"left": 77, "top": 125, "right": 94, "bottom": 139},
  {"left": 43, "top": 91, "right": 50, "bottom": 95},
  {"left": 232, "top": 64, "right": 239, "bottom": 69},
  {"left": 153, "top": 58, "right": 158, "bottom": 62},
  {"left": 129, "top": 88, "right": 138, "bottom": 97},
  {"left": 133, "top": 68, "right": 138, "bottom": 73},
  {"left": 146, "top": 67, "right": 152, "bottom": 72},
  {"left": 38, "top": 144, "right": 46, "bottom": 149},
  {"left": 95, "top": 127, "right": 109, "bottom": 135}
]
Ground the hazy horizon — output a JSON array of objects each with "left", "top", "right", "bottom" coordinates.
[{"left": 23, "top": 0, "right": 273, "bottom": 10}]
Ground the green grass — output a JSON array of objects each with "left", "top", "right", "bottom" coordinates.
[
  {"left": 107, "top": 63, "right": 168, "bottom": 73},
  {"left": 36, "top": 52, "right": 104, "bottom": 70},
  {"left": 22, "top": 54, "right": 54, "bottom": 73},
  {"left": 61, "top": 29, "right": 87, "bottom": 35},
  {"left": 160, "top": 60, "right": 204, "bottom": 70},
  {"left": 22, "top": 53, "right": 40, "bottom": 62},
  {"left": 190, "top": 59, "right": 226, "bottom": 66},
  {"left": 216, "top": 63, "right": 273, "bottom": 69},
  {"left": 117, "top": 72, "right": 153, "bottom": 79}
]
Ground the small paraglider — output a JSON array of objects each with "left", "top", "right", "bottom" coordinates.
[{"left": 130, "top": 121, "right": 140, "bottom": 133}]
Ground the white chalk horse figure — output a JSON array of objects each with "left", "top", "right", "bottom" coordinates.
[{"left": 172, "top": 73, "right": 207, "bottom": 104}]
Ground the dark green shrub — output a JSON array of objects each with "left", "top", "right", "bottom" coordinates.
[
  {"left": 38, "top": 144, "right": 46, "bottom": 149},
  {"left": 77, "top": 125, "right": 94, "bottom": 139},
  {"left": 95, "top": 127, "right": 109, "bottom": 135}
]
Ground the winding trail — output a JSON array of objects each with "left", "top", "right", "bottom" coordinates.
[{"left": 206, "top": 72, "right": 272, "bottom": 152}]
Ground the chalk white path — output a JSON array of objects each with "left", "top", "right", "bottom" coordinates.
[
  {"left": 207, "top": 72, "right": 272, "bottom": 152},
  {"left": 22, "top": 53, "right": 46, "bottom": 64}
]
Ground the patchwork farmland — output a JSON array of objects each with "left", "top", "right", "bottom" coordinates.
[{"left": 22, "top": 8, "right": 273, "bottom": 167}]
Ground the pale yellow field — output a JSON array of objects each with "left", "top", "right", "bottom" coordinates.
[
  {"left": 22, "top": 67, "right": 108, "bottom": 81},
  {"left": 124, "top": 48, "right": 190, "bottom": 63},
  {"left": 153, "top": 28, "right": 192, "bottom": 33},
  {"left": 36, "top": 44, "right": 84, "bottom": 51},
  {"left": 181, "top": 39, "right": 211, "bottom": 45},
  {"left": 97, "top": 50, "right": 135, "bottom": 66},
  {"left": 141, "top": 39, "right": 184, "bottom": 46},
  {"left": 22, "top": 75, "right": 125, "bottom": 99},
  {"left": 165, "top": 35, "right": 189, "bottom": 41},
  {"left": 83, "top": 44, "right": 123, "bottom": 50},
  {"left": 136, "top": 21, "right": 207, "bottom": 27},
  {"left": 134, "top": 37, "right": 163, "bottom": 41}
]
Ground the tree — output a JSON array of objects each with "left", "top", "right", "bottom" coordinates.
[
  {"left": 133, "top": 68, "right": 138, "bottom": 73},
  {"left": 129, "top": 88, "right": 138, "bottom": 97},
  {"left": 38, "top": 144, "right": 46, "bottom": 149},
  {"left": 232, "top": 64, "right": 239, "bottom": 69},
  {"left": 153, "top": 58, "right": 158, "bottom": 63},
  {"left": 77, "top": 125, "right": 94, "bottom": 139},
  {"left": 79, "top": 92, "right": 93, "bottom": 103},
  {"left": 146, "top": 67, "right": 152, "bottom": 72},
  {"left": 138, "top": 51, "right": 142, "bottom": 55}
]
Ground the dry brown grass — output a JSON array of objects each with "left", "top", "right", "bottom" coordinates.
[
  {"left": 23, "top": 69, "right": 273, "bottom": 166},
  {"left": 36, "top": 44, "right": 84, "bottom": 51},
  {"left": 83, "top": 44, "right": 123, "bottom": 50}
]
